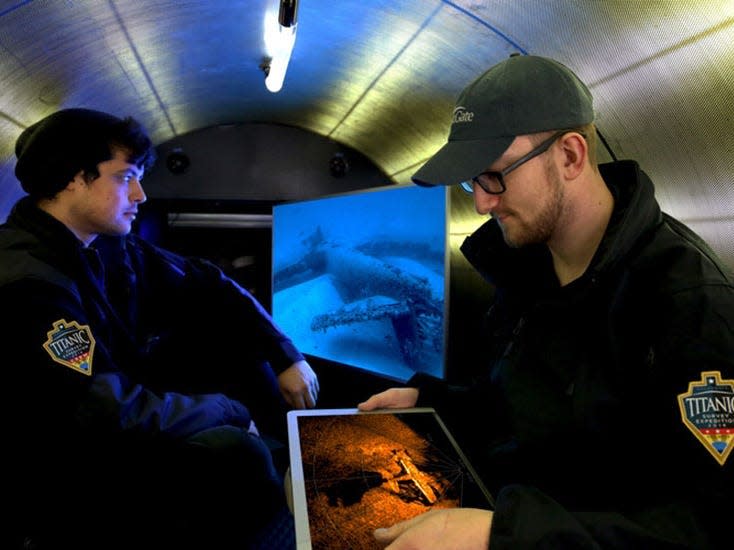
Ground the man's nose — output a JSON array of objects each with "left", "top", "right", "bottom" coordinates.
[
  {"left": 473, "top": 189, "right": 500, "bottom": 215},
  {"left": 131, "top": 178, "right": 147, "bottom": 204}
]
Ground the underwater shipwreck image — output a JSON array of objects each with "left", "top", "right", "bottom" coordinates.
[
  {"left": 296, "top": 412, "right": 489, "bottom": 550},
  {"left": 272, "top": 186, "right": 447, "bottom": 381}
]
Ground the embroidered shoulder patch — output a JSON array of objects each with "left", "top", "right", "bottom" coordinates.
[
  {"left": 43, "top": 319, "right": 95, "bottom": 376},
  {"left": 677, "top": 371, "right": 733, "bottom": 466}
]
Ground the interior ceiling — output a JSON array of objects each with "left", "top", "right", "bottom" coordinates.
[{"left": 0, "top": 0, "right": 732, "bottom": 263}]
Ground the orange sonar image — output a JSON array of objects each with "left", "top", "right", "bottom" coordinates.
[{"left": 288, "top": 408, "right": 493, "bottom": 550}]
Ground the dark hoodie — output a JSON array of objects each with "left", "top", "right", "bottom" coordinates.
[
  {"left": 0, "top": 197, "right": 302, "bottom": 548},
  {"left": 412, "top": 161, "right": 734, "bottom": 549}
]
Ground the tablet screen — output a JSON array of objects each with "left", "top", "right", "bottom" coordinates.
[{"left": 287, "top": 407, "right": 494, "bottom": 549}]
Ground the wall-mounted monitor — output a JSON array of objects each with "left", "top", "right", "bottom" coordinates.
[{"left": 272, "top": 185, "right": 448, "bottom": 382}]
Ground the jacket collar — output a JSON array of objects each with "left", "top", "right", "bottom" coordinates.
[{"left": 6, "top": 196, "right": 87, "bottom": 255}]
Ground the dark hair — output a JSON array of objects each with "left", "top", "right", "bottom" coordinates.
[
  {"left": 80, "top": 116, "right": 158, "bottom": 182},
  {"left": 15, "top": 108, "right": 157, "bottom": 199}
]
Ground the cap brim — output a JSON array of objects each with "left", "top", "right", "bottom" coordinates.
[{"left": 411, "top": 135, "right": 514, "bottom": 187}]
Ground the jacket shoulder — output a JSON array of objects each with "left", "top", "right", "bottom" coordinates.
[
  {"left": 0, "top": 225, "right": 78, "bottom": 293},
  {"left": 633, "top": 214, "right": 734, "bottom": 286}
]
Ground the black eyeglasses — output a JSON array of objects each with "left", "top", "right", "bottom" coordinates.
[{"left": 460, "top": 130, "right": 572, "bottom": 195}]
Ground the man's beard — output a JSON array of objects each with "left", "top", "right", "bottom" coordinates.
[{"left": 500, "top": 160, "right": 564, "bottom": 248}]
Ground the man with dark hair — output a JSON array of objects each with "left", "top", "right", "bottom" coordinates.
[
  {"left": 359, "top": 55, "right": 733, "bottom": 548},
  {"left": 1, "top": 108, "right": 319, "bottom": 548}
]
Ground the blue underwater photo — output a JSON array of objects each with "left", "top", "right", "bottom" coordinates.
[{"left": 272, "top": 185, "right": 447, "bottom": 381}]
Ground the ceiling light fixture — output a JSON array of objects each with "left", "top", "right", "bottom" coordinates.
[{"left": 262, "top": 0, "right": 298, "bottom": 93}]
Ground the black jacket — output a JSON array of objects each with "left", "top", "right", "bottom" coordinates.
[
  {"left": 0, "top": 197, "right": 303, "bottom": 547},
  {"left": 412, "top": 161, "right": 734, "bottom": 549}
]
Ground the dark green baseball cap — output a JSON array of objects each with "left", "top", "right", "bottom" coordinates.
[{"left": 412, "top": 55, "right": 594, "bottom": 187}]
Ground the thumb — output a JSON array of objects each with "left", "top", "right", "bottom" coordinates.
[
  {"left": 358, "top": 390, "right": 393, "bottom": 411},
  {"left": 357, "top": 394, "right": 380, "bottom": 411},
  {"left": 373, "top": 524, "right": 401, "bottom": 543},
  {"left": 373, "top": 512, "right": 424, "bottom": 544}
]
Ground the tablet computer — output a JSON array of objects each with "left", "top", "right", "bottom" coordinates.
[{"left": 287, "top": 407, "right": 494, "bottom": 549}]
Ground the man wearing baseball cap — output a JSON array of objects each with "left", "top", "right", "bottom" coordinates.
[
  {"left": 1, "top": 108, "right": 319, "bottom": 548},
  {"left": 360, "top": 55, "right": 733, "bottom": 548}
]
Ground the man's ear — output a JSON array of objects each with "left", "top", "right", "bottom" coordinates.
[
  {"left": 66, "top": 170, "right": 87, "bottom": 191},
  {"left": 558, "top": 132, "right": 587, "bottom": 180}
]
